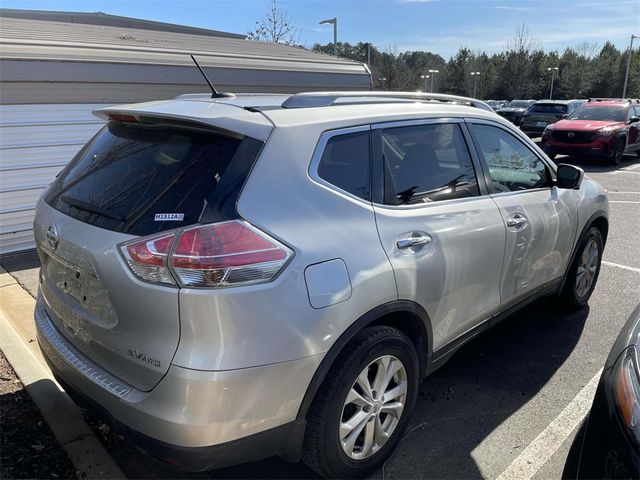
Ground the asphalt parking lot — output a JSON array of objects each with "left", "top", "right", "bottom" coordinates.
[{"left": 1, "top": 153, "right": 638, "bottom": 480}]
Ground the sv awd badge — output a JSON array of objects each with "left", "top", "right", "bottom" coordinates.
[{"left": 127, "top": 348, "right": 161, "bottom": 368}]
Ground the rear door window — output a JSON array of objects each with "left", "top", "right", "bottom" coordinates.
[
  {"left": 46, "top": 122, "right": 263, "bottom": 236},
  {"left": 380, "top": 123, "right": 479, "bottom": 205}
]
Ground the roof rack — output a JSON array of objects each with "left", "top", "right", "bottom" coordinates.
[
  {"left": 281, "top": 91, "right": 493, "bottom": 112},
  {"left": 587, "top": 98, "right": 640, "bottom": 103}
]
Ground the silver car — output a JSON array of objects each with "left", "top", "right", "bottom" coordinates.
[{"left": 34, "top": 91, "right": 608, "bottom": 478}]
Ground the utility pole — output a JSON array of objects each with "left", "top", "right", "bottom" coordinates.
[
  {"left": 623, "top": 34, "right": 638, "bottom": 98},
  {"left": 428, "top": 69, "right": 439, "bottom": 93},
  {"left": 470, "top": 71, "right": 481, "bottom": 98},
  {"left": 548, "top": 67, "right": 559, "bottom": 99},
  {"left": 367, "top": 42, "right": 371, "bottom": 67},
  {"left": 319, "top": 17, "right": 338, "bottom": 56}
]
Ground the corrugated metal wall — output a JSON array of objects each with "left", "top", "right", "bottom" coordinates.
[
  {"left": 0, "top": 15, "right": 371, "bottom": 254},
  {"left": 0, "top": 104, "right": 108, "bottom": 253}
]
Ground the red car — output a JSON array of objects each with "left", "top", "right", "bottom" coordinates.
[{"left": 541, "top": 99, "right": 640, "bottom": 165}]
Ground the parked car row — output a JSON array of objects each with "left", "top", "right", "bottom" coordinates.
[
  {"left": 495, "top": 99, "right": 536, "bottom": 126},
  {"left": 487, "top": 97, "right": 640, "bottom": 165},
  {"left": 541, "top": 98, "right": 640, "bottom": 165}
]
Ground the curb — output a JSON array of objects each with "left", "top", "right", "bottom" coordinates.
[{"left": 0, "top": 267, "right": 125, "bottom": 479}]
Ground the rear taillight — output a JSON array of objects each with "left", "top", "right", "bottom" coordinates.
[
  {"left": 119, "top": 221, "right": 292, "bottom": 288},
  {"left": 121, "top": 233, "right": 176, "bottom": 286}
]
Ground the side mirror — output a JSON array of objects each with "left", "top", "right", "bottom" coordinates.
[
  {"left": 556, "top": 163, "right": 584, "bottom": 190},
  {"left": 629, "top": 116, "right": 640, "bottom": 124}
]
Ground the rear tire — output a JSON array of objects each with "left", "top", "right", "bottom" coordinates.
[
  {"left": 302, "top": 326, "right": 419, "bottom": 479},
  {"left": 559, "top": 226, "right": 603, "bottom": 310},
  {"left": 610, "top": 138, "right": 625, "bottom": 166}
]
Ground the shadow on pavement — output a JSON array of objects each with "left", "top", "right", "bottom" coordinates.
[{"left": 372, "top": 298, "right": 589, "bottom": 479}]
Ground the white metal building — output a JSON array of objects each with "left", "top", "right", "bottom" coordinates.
[{"left": 0, "top": 10, "right": 371, "bottom": 254}]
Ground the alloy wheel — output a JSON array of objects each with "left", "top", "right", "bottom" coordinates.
[
  {"left": 339, "top": 355, "right": 407, "bottom": 460},
  {"left": 576, "top": 238, "right": 599, "bottom": 298}
]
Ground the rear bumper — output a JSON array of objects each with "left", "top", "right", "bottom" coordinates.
[{"left": 35, "top": 295, "right": 320, "bottom": 470}]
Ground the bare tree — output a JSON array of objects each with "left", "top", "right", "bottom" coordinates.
[
  {"left": 503, "top": 23, "right": 540, "bottom": 98},
  {"left": 574, "top": 41, "right": 599, "bottom": 60},
  {"left": 247, "top": 0, "right": 300, "bottom": 45}
]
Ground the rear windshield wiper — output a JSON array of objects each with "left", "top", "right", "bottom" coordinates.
[{"left": 60, "top": 195, "right": 125, "bottom": 221}]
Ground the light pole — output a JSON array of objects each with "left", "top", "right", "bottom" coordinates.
[
  {"left": 548, "top": 67, "right": 559, "bottom": 99},
  {"left": 420, "top": 74, "right": 430, "bottom": 92},
  {"left": 428, "top": 69, "right": 439, "bottom": 93},
  {"left": 319, "top": 17, "right": 337, "bottom": 56},
  {"left": 470, "top": 71, "right": 481, "bottom": 98},
  {"left": 623, "top": 34, "right": 638, "bottom": 98}
]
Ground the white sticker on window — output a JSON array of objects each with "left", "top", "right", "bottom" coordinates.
[{"left": 154, "top": 213, "right": 184, "bottom": 221}]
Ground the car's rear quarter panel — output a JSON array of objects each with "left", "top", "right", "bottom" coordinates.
[{"left": 173, "top": 124, "right": 398, "bottom": 371}]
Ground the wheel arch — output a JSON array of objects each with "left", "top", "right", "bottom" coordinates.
[
  {"left": 295, "top": 301, "right": 432, "bottom": 423},
  {"left": 560, "top": 210, "right": 608, "bottom": 293}
]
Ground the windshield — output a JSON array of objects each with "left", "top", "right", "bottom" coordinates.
[
  {"left": 529, "top": 103, "right": 568, "bottom": 114},
  {"left": 568, "top": 106, "right": 626, "bottom": 122},
  {"left": 46, "top": 122, "right": 263, "bottom": 236},
  {"left": 507, "top": 101, "right": 529, "bottom": 109}
]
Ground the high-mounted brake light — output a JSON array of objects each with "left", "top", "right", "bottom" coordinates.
[
  {"left": 119, "top": 221, "right": 292, "bottom": 288},
  {"left": 108, "top": 113, "right": 138, "bottom": 123},
  {"left": 121, "top": 233, "right": 176, "bottom": 286},
  {"left": 171, "top": 221, "right": 292, "bottom": 287}
]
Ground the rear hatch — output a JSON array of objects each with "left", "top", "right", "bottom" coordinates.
[
  {"left": 34, "top": 117, "right": 264, "bottom": 391},
  {"left": 524, "top": 103, "right": 568, "bottom": 125}
]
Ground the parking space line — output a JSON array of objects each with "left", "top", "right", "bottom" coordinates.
[
  {"left": 606, "top": 191, "right": 640, "bottom": 194},
  {"left": 609, "top": 200, "right": 640, "bottom": 204},
  {"left": 603, "top": 261, "right": 640, "bottom": 274},
  {"left": 495, "top": 370, "right": 602, "bottom": 480}
]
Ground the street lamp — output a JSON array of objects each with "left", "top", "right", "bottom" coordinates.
[
  {"left": 428, "top": 69, "right": 439, "bottom": 93},
  {"left": 365, "top": 43, "right": 378, "bottom": 68},
  {"left": 548, "top": 67, "right": 559, "bottom": 99},
  {"left": 470, "top": 71, "right": 481, "bottom": 98},
  {"left": 623, "top": 34, "right": 639, "bottom": 98},
  {"left": 420, "top": 74, "right": 430, "bottom": 92},
  {"left": 319, "top": 17, "right": 338, "bottom": 56}
]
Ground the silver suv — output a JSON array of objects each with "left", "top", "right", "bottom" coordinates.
[{"left": 34, "top": 91, "right": 608, "bottom": 478}]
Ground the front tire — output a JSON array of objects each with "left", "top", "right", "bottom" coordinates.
[
  {"left": 302, "top": 326, "right": 419, "bottom": 478},
  {"left": 610, "top": 138, "right": 625, "bottom": 166},
  {"left": 559, "top": 226, "right": 603, "bottom": 309}
]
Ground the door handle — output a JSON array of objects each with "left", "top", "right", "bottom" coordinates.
[
  {"left": 397, "top": 234, "right": 432, "bottom": 251},
  {"left": 506, "top": 213, "right": 528, "bottom": 230}
]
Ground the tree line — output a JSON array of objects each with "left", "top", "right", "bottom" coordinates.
[
  {"left": 312, "top": 28, "right": 640, "bottom": 101},
  {"left": 247, "top": 2, "right": 638, "bottom": 101}
]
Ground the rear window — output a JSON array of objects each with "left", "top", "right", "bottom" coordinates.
[
  {"left": 317, "top": 131, "right": 370, "bottom": 201},
  {"left": 46, "top": 122, "right": 263, "bottom": 236},
  {"left": 529, "top": 104, "right": 568, "bottom": 114}
]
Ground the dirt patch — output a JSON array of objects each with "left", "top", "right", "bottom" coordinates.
[{"left": 0, "top": 350, "right": 78, "bottom": 479}]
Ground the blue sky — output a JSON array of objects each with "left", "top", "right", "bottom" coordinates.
[{"left": 3, "top": 0, "right": 639, "bottom": 58}]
